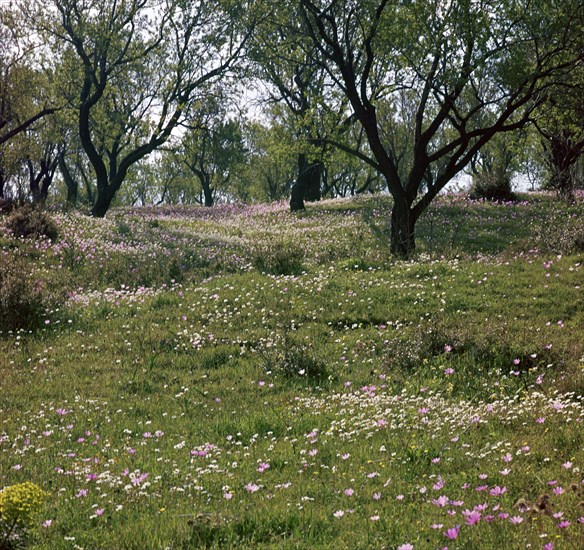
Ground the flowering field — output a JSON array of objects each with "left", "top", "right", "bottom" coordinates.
[{"left": 1, "top": 194, "right": 583, "bottom": 549}]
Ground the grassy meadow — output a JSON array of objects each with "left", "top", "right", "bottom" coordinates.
[{"left": 1, "top": 193, "right": 583, "bottom": 549}]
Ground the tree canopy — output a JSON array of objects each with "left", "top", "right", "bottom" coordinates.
[
  {"left": 1, "top": 0, "right": 582, "bottom": 255},
  {"left": 295, "top": 0, "right": 583, "bottom": 255}
]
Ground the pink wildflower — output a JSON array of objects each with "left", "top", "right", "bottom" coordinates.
[
  {"left": 464, "top": 511, "right": 481, "bottom": 525},
  {"left": 509, "top": 516, "right": 524, "bottom": 524},
  {"left": 443, "top": 525, "right": 460, "bottom": 540},
  {"left": 489, "top": 486, "right": 507, "bottom": 496},
  {"left": 557, "top": 520, "right": 571, "bottom": 528}
]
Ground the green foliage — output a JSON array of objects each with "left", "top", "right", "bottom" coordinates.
[
  {"left": 33, "top": 0, "right": 256, "bottom": 217},
  {"left": 0, "top": 482, "right": 47, "bottom": 546},
  {"left": 0, "top": 255, "right": 61, "bottom": 332},
  {"left": 238, "top": 120, "right": 296, "bottom": 203},
  {"left": 382, "top": 320, "right": 449, "bottom": 373},
  {"left": 259, "top": 332, "right": 328, "bottom": 382},
  {"left": 0, "top": 198, "right": 17, "bottom": 215},
  {"left": 531, "top": 210, "right": 584, "bottom": 254},
  {"left": 6, "top": 206, "right": 59, "bottom": 241},
  {"left": 0, "top": 482, "right": 47, "bottom": 527},
  {"left": 252, "top": 240, "right": 305, "bottom": 276},
  {"left": 384, "top": 315, "right": 561, "bottom": 377},
  {"left": 115, "top": 220, "right": 133, "bottom": 239},
  {"left": 469, "top": 172, "right": 516, "bottom": 202},
  {"left": 292, "top": 0, "right": 582, "bottom": 255}
]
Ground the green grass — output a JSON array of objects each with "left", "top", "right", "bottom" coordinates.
[{"left": 1, "top": 193, "right": 583, "bottom": 549}]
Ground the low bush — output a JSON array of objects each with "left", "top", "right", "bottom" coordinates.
[
  {"left": 531, "top": 213, "right": 584, "bottom": 254},
  {"left": 0, "top": 255, "right": 63, "bottom": 332},
  {"left": 0, "top": 197, "right": 19, "bottom": 214},
  {"left": 6, "top": 205, "right": 60, "bottom": 241},
  {"left": 382, "top": 320, "right": 450, "bottom": 372},
  {"left": 469, "top": 172, "right": 516, "bottom": 202},
  {"left": 382, "top": 317, "right": 561, "bottom": 379},
  {"left": 0, "top": 481, "right": 47, "bottom": 547},
  {"left": 258, "top": 333, "right": 328, "bottom": 382},
  {"left": 252, "top": 240, "right": 305, "bottom": 276}
]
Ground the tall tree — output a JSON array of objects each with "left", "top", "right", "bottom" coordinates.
[
  {"left": 533, "top": 69, "right": 584, "bottom": 202},
  {"left": 252, "top": 4, "right": 337, "bottom": 210},
  {"left": 26, "top": 142, "right": 61, "bottom": 205},
  {"left": 0, "top": 5, "right": 56, "bottom": 150},
  {"left": 1, "top": 4, "right": 57, "bottom": 199},
  {"left": 177, "top": 99, "right": 247, "bottom": 207},
  {"left": 297, "top": 0, "right": 583, "bottom": 256},
  {"left": 31, "top": 0, "right": 255, "bottom": 217},
  {"left": 239, "top": 119, "right": 297, "bottom": 202}
]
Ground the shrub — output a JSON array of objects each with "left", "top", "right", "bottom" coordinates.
[
  {"left": 0, "top": 482, "right": 47, "bottom": 546},
  {"left": 258, "top": 333, "right": 328, "bottom": 382},
  {"left": 531, "top": 213, "right": 584, "bottom": 254},
  {"left": 0, "top": 482, "right": 47, "bottom": 528},
  {"left": 114, "top": 220, "right": 133, "bottom": 240},
  {"left": 0, "top": 256, "right": 62, "bottom": 332},
  {"left": 6, "top": 206, "right": 59, "bottom": 241},
  {"left": 279, "top": 342, "right": 328, "bottom": 380},
  {"left": 0, "top": 197, "right": 18, "bottom": 215},
  {"left": 252, "top": 240, "right": 305, "bottom": 276},
  {"left": 469, "top": 172, "right": 516, "bottom": 202},
  {"left": 382, "top": 321, "right": 449, "bottom": 372},
  {"left": 382, "top": 317, "right": 561, "bottom": 378}
]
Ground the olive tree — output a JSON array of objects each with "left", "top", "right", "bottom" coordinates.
[
  {"left": 1, "top": 4, "right": 57, "bottom": 199},
  {"left": 29, "top": 0, "right": 256, "bottom": 216},
  {"left": 297, "top": 0, "right": 583, "bottom": 256}
]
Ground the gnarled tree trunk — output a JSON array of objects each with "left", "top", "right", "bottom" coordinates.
[
  {"left": 290, "top": 153, "right": 322, "bottom": 211},
  {"left": 390, "top": 197, "right": 417, "bottom": 258},
  {"left": 91, "top": 183, "right": 119, "bottom": 217}
]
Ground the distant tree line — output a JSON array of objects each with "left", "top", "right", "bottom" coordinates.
[{"left": 1, "top": 0, "right": 582, "bottom": 255}]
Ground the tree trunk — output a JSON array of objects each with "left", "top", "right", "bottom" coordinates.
[
  {"left": 91, "top": 185, "right": 117, "bottom": 217},
  {"left": 390, "top": 198, "right": 417, "bottom": 258},
  {"left": 39, "top": 173, "right": 53, "bottom": 205},
  {"left": 188, "top": 164, "right": 214, "bottom": 207},
  {"left": 547, "top": 132, "right": 583, "bottom": 204},
  {"left": 0, "top": 167, "right": 5, "bottom": 199},
  {"left": 59, "top": 153, "right": 78, "bottom": 208},
  {"left": 202, "top": 177, "right": 214, "bottom": 207},
  {"left": 84, "top": 175, "right": 94, "bottom": 206},
  {"left": 290, "top": 153, "right": 322, "bottom": 211},
  {"left": 290, "top": 181, "right": 305, "bottom": 211},
  {"left": 555, "top": 168, "right": 575, "bottom": 204},
  {"left": 304, "top": 161, "right": 322, "bottom": 202},
  {"left": 290, "top": 153, "right": 307, "bottom": 211},
  {"left": 28, "top": 160, "right": 44, "bottom": 205},
  {"left": 40, "top": 157, "right": 57, "bottom": 206}
]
